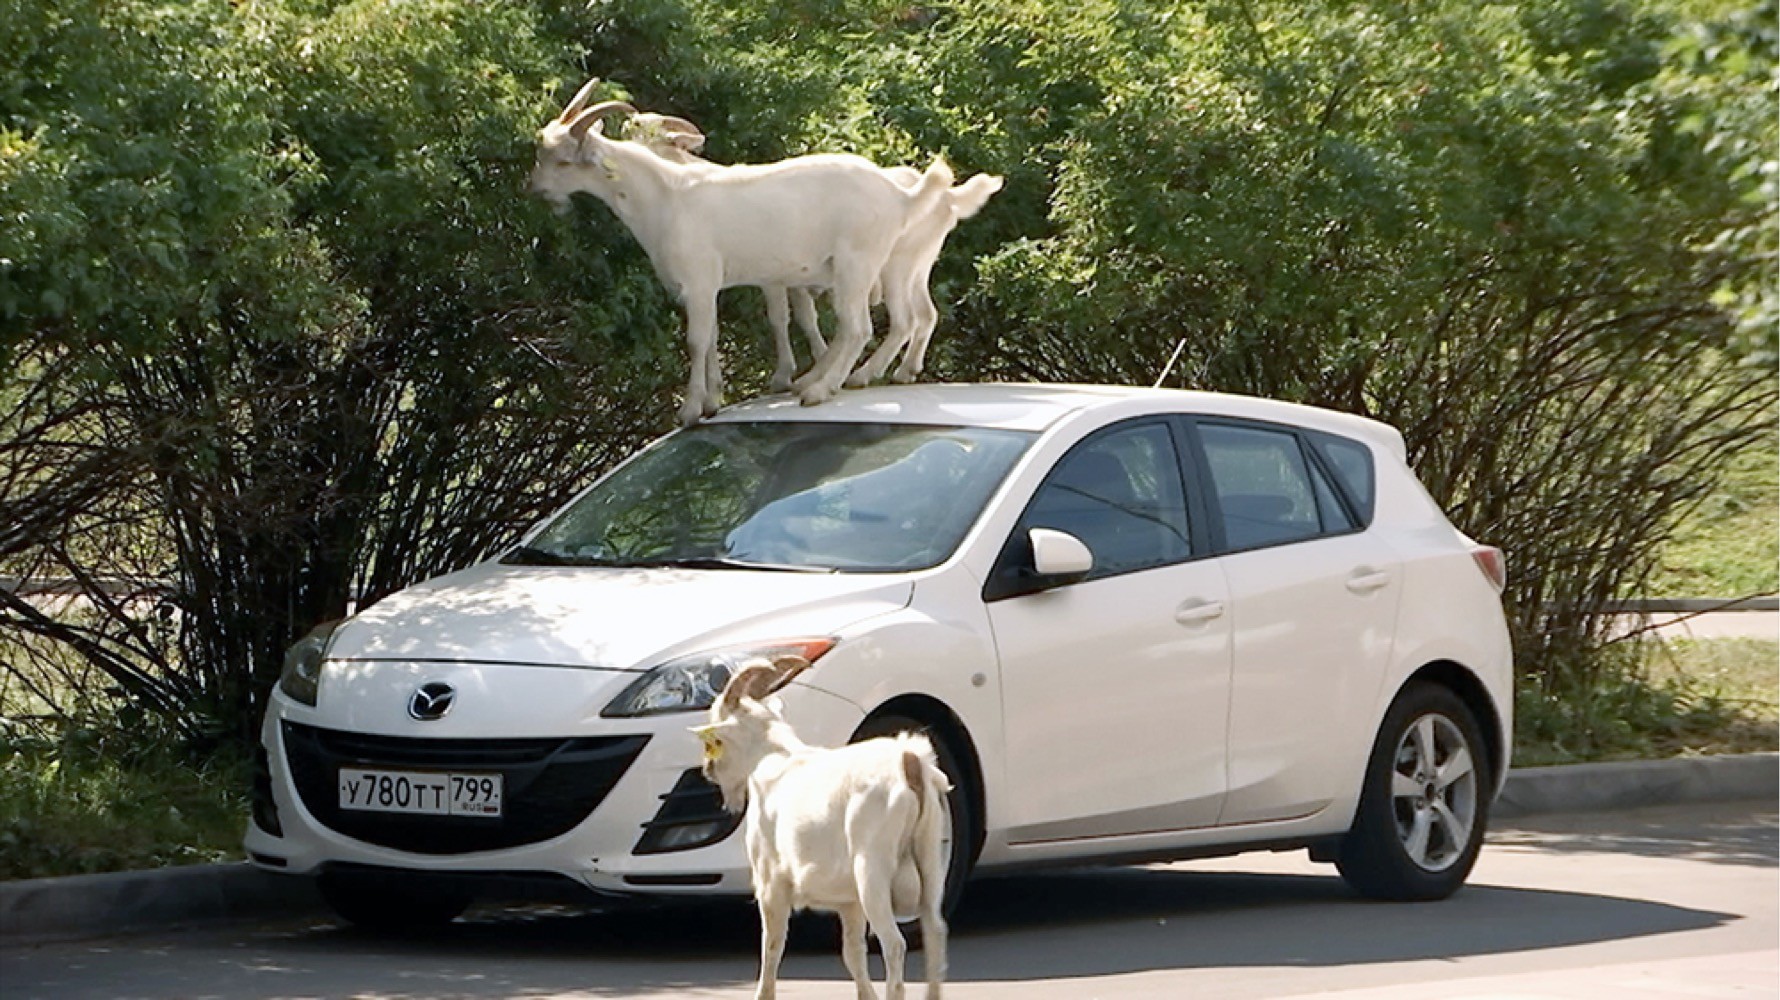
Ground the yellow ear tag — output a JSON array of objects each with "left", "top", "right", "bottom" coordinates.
[{"left": 696, "top": 728, "right": 724, "bottom": 763}]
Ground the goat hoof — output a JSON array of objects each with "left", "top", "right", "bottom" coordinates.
[
  {"left": 798, "top": 385, "right": 833, "bottom": 407},
  {"left": 770, "top": 372, "right": 795, "bottom": 393},
  {"left": 678, "top": 401, "right": 705, "bottom": 426},
  {"left": 892, "top": 369, "right": 919, "bottom": 384}
]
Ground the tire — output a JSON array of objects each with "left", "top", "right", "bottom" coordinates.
[
  {"left": 786, "top": 713, "right": 976, "bottom": 954},
  {"left": 1337, "top": 681, "right": 1492, "bottom": 901},
  {"left": 316, "top": 871, "right": 472, "bottom": 931},
  {"left": 852, "top": 714, "right": 979, "bottom": 920}
]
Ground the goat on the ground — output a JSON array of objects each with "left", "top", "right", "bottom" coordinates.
[{"left": 697, "top": 656, "right": 951, "bottom": 1000}]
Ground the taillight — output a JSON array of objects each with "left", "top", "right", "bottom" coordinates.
[{"left": 1472, "top": 546, "right": 1506, "bottom": 592}]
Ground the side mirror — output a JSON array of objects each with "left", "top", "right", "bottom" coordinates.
[{"left": 1030, "top": 528, "right": 1093, "bottom": 578}]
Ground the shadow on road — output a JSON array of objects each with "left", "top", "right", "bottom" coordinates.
[
  {"left": 1491, "top": 802, "right": 1778, "bottom": 868},
  {"left": 11, "top": 804, "right": 1770, "bottom": 1000},
  {"left": 227, "top": 864, "right": 1735, "bottom": 998}
]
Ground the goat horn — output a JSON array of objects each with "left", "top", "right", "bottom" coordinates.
[
  {"left": 558, "top": 78, "right": 603, "bottom": 123},
  {"left": 567, "top": 100, "right": 638, "bottom": 139}
]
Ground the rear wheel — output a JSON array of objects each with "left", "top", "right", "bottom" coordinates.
[
  {"left": 316, "top": 871, "right": 471, "bottom": 931},
  {"left": 785, "top": 713, "right": 978, "bottom": 953},
  {"left": 1337, "top": 682, "right": 1491, "bottom": 901}
]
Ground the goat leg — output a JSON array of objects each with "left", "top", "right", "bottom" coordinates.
[
  {"left": 838, "top": 903, "right": 879, "bottom": 1000},
  {"left": 755, "top": 887, "right": 791, "bottom": 1000},
  {"left": 763, "top": 286, "right": 798, "bottom": 392}
]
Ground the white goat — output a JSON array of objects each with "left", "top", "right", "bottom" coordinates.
[
  {"left": 697, "top": 656, "right": 951, "bottom": 1000},
  {"left": 616, "top": 110, "right": 833, "bottom": 391},
  {"left": 622, "top": 112, "right": 1003, "bottom": 389},
  {"left": 531, "top": 81, "right": 952, "bottom": 424}
]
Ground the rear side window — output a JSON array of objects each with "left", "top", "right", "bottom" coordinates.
[
  {"left": 1199, "top": 423, "right": 1323, "bottom": 550},
  {"left": 1310, "top": 433, "right": 1376, "bottom": 525},
  {"left": 1196, "top": 418, "right": 1359, "bottom": 548}
]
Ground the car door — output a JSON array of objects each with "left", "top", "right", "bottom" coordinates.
[
  {"left": 984, "top": 419, "right": 1232, "bottom": 843},
  {"left": 1186, "top": 418, "right": 1402, "bottom": 826}
]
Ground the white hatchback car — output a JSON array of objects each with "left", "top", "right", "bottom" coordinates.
[{"left": 247, "top": 383, "right": 1512, "bottom": 927}]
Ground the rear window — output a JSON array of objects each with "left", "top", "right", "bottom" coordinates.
[{"left": 1310, "top": 433, "right": 1376, "bottom": 525}]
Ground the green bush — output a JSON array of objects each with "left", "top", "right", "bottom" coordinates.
[{"left": 1, "top": 0, "right": 1774, "bottom": 753}]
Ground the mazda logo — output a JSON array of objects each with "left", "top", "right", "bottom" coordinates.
[{"left": 408, "top": 682, "right": 456, "bottom": 721}]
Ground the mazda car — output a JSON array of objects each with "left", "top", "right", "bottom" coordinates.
[{"left": 246, "top": 383, "right": 1512, "bottom": 927}]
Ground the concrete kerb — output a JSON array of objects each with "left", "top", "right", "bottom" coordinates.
[
  {"left": 2, "top": 752, "right": 1775, "bottom": 948},
  {"left": 1491, "top": 751, "right": 1778, "bottom": 819},
  {"left": 0, "top": 860, "right": 327, "bottom": 947}
]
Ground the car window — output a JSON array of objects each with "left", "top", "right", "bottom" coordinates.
[
  {"left": 1311, "top": 433, "right": 1376, "bottom": 525},
  {"left": 518, "top": 422, "right": 1035, "bottom": 572},
  {"left": 1310, "top": 460, "right": 1357, "bottom": 533},
  {"left": 1199, "top": 423, "right": 1327, "bottom": 550},
  {"left": 1017, "top": 422, "right": 1192, "bottom": 580}
]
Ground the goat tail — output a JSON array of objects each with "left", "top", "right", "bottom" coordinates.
[
  {"left": 906, "top": 156, "right": 955, "bottom": 223},
  {"left": 949, "top": 173, "right": 1005, "bottom": 221},
  {"left": 899, "top": 737, "right": 952, "bottom": 818}
]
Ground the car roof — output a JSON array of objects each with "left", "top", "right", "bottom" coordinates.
[{"left": 711, "top": 383, "right": 1407, "bottom": 459}]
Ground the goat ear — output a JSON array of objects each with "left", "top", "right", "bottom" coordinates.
[
  {"left": 765, "top": 654, "right": 811, "bottom": 694},
  {"left": 566, "top": 109, "right": 607, "bottom": 141},
  {"left": 718, "top": 660, "right": 778, "bottom": 715},
  {"left": 657, "top": 116, "right": 706, "bottom": 152}
]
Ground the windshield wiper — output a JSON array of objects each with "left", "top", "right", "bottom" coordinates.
[
  {"left": 503, "top": 547, "right": 624, "bottom": 567},
  {"left": 628, "top": 556, "right": 836, "bottom": 574}
]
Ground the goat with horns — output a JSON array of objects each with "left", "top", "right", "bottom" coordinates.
[
  {"left": 613, "top": 109, "right": 1003, "bottom": 393},
  {"left": 531, "top": 80, "right": 956, "bottom": 425},
  {"left": 696, "top": 655, "right": 952, "bottom": 1000}
]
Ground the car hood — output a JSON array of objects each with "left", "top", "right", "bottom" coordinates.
[{"left": 326, "top": 562, "right": 913, "bottom": 671}]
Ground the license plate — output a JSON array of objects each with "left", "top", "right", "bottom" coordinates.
[{"left": 338, "top": 767, "right": 503, "bottom": 818}]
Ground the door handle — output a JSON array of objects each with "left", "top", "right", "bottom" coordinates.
[
  {"left": 1175, "top": 599, "right": 1226, "bottom": 626},
  {"left": 1346, "top": 569, "right": 1391, "bottom": 595}
]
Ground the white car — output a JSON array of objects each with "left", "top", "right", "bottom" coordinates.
[{"left": 247, "top": 383, "right": 1512, "bottom": 927}]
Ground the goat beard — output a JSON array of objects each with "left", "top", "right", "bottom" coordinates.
[{"left": 711, "top": 766, "right": 750, "bottom": 815}]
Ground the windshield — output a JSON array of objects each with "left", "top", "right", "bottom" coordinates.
[{"left": 511, "top": 421, "right": 1036, "bottom": 572}]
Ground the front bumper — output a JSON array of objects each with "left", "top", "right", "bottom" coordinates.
[{"left": 246, "top": 661, "right": 865, "bottom": 898}]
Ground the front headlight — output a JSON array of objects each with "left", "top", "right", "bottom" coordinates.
[
  {"left": 278, "top": 620, "right": 341, "bottom": 707},
  {"left": 601, "top": 638, "right": 835, "bottom": 718}
]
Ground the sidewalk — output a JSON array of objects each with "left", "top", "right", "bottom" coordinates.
[{"left": 2, "top": 752, "right": 1774, "bottom": 948}]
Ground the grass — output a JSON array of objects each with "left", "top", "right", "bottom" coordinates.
[
  {"left": 0, "top": 727, "right": 249, "bottom": 881},
  {"left": 1514, "top": 636, "right": 1779, "bottom": 766},
  {"left": 1650, "top": 432, "right": 1778, "bottom": 599}
]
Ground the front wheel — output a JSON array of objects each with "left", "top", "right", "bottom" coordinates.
[{"left": 1337, "top": 682, "right": 1491, "bottom": 901}]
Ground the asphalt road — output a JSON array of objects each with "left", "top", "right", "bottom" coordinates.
[{"left": 5, "top": 800, "right": 1775, "bottom": 1000}]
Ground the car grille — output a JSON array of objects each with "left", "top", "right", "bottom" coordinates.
[
  {"left": 634, "top": 768, "right": 743, "bottom": 855},
  {"left": 281, "top": 720, "right": 648, "bottom": 855}
]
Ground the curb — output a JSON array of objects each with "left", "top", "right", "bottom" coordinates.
[
  {"left": 3, "top": 753, "right": 1775, "bottom": 947},
  {"left": 1601, "top": 597, "right": 1778, "bottom": 613},
  {"left": 1492, "top": 751, "right": 1777, "bottom": 819},
  {"left": 0, "top": 860, "right": 326, "bottom": 948}
]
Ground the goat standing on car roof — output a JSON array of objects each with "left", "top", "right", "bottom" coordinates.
[
  {"left": 616, "top": 110, "right": 1003, "bottom": 393},
  {"left": 697, "top": 656, "right": 951, "bottom": 1000},
  {"left": 530, "top": 79, "right": 953, "bottom": 426}
]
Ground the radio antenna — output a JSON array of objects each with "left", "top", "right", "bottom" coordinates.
[{"left": 1153, "top": 338, "right": 1188, "bottom": 388}]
